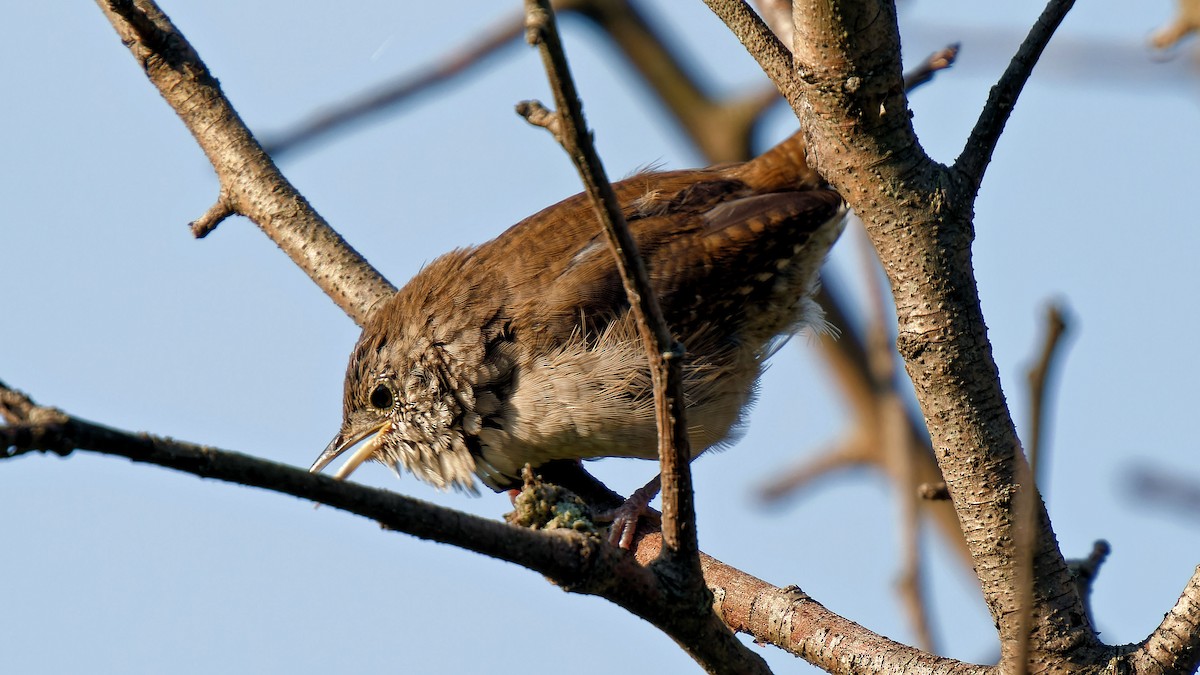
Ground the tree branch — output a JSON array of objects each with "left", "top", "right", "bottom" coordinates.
[
  {"left": 955, "top": 0, "right": 1076, "bottom": 195},
  {"left": 520, "top": 0, "right": 701, "bottom": 573},
  {"left": 700, "top": 0, "right": 799, "bottom": 107},
  {"left": 97, "top": 0, "right": 394, "bottom": 324},
  {"left": 2, "top": 378, "right": 994, "bottom": 674},
  {"left": 704, "top": 0, "right": 1097, "bottom": 665},
  {"left": 1129, "top": 565, "right": 1200, "bottom": 674}
]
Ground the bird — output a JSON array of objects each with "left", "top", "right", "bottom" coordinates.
[{"left": 310, "top": 131, "right": 846, "bottom": 540}]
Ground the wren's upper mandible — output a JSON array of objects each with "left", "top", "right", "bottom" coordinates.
[{"left": 311, "top": 130, "right": 847, "bottom": 494}]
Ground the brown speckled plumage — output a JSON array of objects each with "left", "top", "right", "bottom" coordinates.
[{"left": 312, "top": 132, "right": 846, "bottom": 492}]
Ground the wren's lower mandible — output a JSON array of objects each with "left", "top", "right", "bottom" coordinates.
[{"left": 311, "top": 130, "right": 846, "bottom": 498}]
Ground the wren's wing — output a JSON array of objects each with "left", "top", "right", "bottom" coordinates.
[
  {"left": 641, "top": 187, "right": 845, "bottom": 344},
  {"left": 515, "top": 173, "right": 844, "bottom": 346}
]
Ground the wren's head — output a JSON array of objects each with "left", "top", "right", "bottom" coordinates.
[{"left": 310, "top": 250, "right": 501, "bottom": 492}]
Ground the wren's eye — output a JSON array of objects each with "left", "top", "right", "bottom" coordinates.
[{"left": 368, "top": 383, "right": 394, "bottom": 410}]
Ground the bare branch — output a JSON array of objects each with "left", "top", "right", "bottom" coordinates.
[
  {"left": 97, "top": 0, "right": 394, "bottom": 324},
  {"left": 1012, "top": 302, "right": 1070, "bottom": 674},
  {"left": 719, "top": 0, "right": 1093, "bottom": 664},
  {"left": 631, "top": 538, "right": 989, "bottom": 675},
  {"left": 520, "top": 1, "right": 743, "bottom": 670},
  {"left": 521, "top": 0, "right": 698, "bottom": 568},
  {"left": 757, "top": 434, "right": 873, "bottom": 503},
  {"left": 3, "top": 380, "right": 994, "bottom": 673},
  {"left": 955, "top": 0, "right": 1076, "bottom": 195},
  {"left": 700, "top": 0, "right": 799, "bottom": 107},
  {"left": 1129, "top": 564, "right": 1200, "bottom": 674},
  {"left": 1150, "top": 0, "right": 1200, "bottom": 50}
]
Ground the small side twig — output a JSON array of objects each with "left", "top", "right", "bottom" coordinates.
[
  {"left": 904, "top": 44, "right": 961, "bottom": 92},
  {"left": 1066, "top": 540, "right": 1110, "bottom": 627},
  {"left": 918, "top": 482, "right": 951, "bottom": 501},
  {"left": 190, "top": 188, "right": 235, "bottom": 238}
]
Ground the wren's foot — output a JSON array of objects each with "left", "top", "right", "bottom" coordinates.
[{"left": 598, "top": 476, "right": 662, "bottom": 549}]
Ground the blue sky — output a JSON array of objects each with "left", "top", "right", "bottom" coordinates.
[{"left": 4, "top": 2, "right": 1199, "bottom": 673}]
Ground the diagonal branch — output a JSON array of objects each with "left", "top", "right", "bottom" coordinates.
[
  {"left": 955, "top": 0, "right": 1076, "bottom": 195},
  {"left": 97, "top": 0, "right": 394, "bottom": 324},
  {"left": 700, "top": 0, "right": 800, "bottom": 107},
  {"left": 519, "top": 0, "right": 701, "bottom": 576},
  {"left": 1, "top": 378, "right": 992, "bottom": 674}
]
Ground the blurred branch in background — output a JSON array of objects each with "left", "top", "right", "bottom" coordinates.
[
  {"left": 1025, "top": 302, "right": 1071, "bottom": 483},
  {"left": 1129, "top": 466, "right": 1200, "bottom": 525},
  {"left": 1151, "top": 0, "right": 1200, "bottom": 51}
]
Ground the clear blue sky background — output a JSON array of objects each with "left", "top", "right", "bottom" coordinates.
[{"left": 4, "top": 2, "right": 1199, "bottom": 673}]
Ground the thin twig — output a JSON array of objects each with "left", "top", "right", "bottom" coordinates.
[
  {"left": 519, "top": 0, "right": 701, "bottom": 575},
  {"left": 756, "top": 434, "right": 872, "bottom": 503},
  {"left": 700, "top": 0, "right": 799, "bottom": 106},
  {"left": 1128, "top": 466, "right": 1200, "bottom": 520},
  {"left": 955, "top": 0, "right": 1076, "bottom": 195}
]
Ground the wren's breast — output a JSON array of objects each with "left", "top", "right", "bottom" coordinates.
[{"left": 469, "top": 313, "right": 757, "bottom": 490}]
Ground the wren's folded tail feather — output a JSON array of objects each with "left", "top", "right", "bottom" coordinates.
[
  {"left": 732, "top": 130, "right": 824, "bottom": 193},
  {"left": 314, "top": 129, "right": 846, "bottom": 493}
]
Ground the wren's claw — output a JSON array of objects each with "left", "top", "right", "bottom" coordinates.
[{"left": 598, "top": 477, "right": 663, "bottom": 549}]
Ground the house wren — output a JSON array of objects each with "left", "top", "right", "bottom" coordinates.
[{"left": 311, "top": 132, "right": 845, "bottom": 501}]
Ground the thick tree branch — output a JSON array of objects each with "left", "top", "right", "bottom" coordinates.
[
  {"left": 2, "top": 379, "right": 992, "bottom": 674},
  {"left": 97, "top": 0, "right": 394, "bottom": 324},
  {"left": 631, "top": 538, "right": 989, "bottom": 675},
  {"left": 703, "top": 0, "right": 1098, "bottom": 667},
  {"left": 955, "top": 0, "right": 1076, "bottom": 195},
  {"left": 1129, "top": 565, "right": 1200, "bottom": 674}
]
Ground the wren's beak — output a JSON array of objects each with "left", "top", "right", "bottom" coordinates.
[{"left": 310, "top": 421, "right": 392, "bottom": 481}]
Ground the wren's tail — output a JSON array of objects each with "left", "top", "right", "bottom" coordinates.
[{"left": 732, "top": 130, "right": 825, "bottom": 194}]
